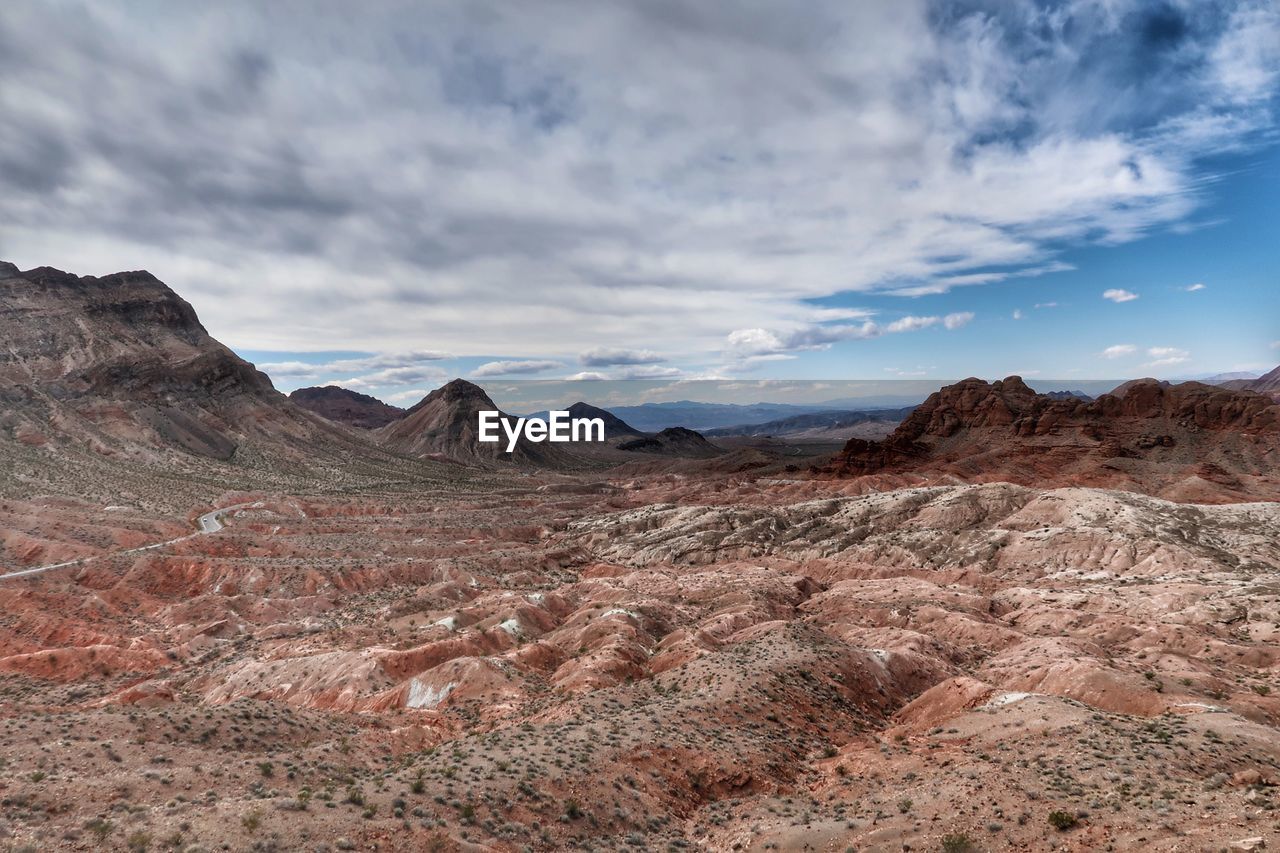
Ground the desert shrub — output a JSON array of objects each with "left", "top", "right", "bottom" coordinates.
[{"left": 940, "top": 833, "right": 977, "bottom": 853}]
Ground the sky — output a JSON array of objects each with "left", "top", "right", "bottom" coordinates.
[{"left": 1, "top": 0, "right": 1278, "bottom": 407}]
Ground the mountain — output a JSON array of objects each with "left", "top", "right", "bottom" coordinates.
[
  {"left": 703, "top": 407, "right": 915, "bottom": 439},
  {"left": 617, "top": 427, "right": 723, "bottom": 458},
  {"left": 1044, "top": 390, "right": 1093, "bottom": 401},
  {"left": 1222, "top": 364, "right": 1280, "bottom": 401},
  {"left": 0, "top": 262, "right": 452, "bottom": 507},
  {"left": 820, "top": 375, "right": 1280, "bottom": 503},
  {"left": 601, "top": 401, "right": 840, "bottom": 432},
  {"left": 1250, "top": 364, "right": 1280, "bottom": 397},
  {"left": 0, "top": 263, "right": 333, "bottom": 460},
  {"left": 565, "top": 402, "right": 643, "bottom": 439},
  {"left": 376, "top": 379, "right": 578, "bottom": 467},
  {"left": 1197, "top": 371, "right": 1261, "bottom": 383},
  {"left": 0, "top": 263, "right": 277, "bottom": 460},
  {"left": 289, "top": 385, "right": 405, "bottom": 429}
]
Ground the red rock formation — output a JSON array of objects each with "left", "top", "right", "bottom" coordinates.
[{"left": 820, "top": 376, "right": 1280, "bottom": 502}]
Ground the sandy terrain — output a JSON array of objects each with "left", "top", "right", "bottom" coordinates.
[{"left": 2, "top": 474, "right": 1278, "bottom": 852}]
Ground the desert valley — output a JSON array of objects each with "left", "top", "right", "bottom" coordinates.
[{"left": 1, "top": 263, "right": 1279, "bottom": 853}]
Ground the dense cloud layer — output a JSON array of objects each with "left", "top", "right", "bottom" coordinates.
[{"left": 1, "top": 1, "right": 1276, "bottom": 384}]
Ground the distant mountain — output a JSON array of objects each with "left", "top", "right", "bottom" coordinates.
[
  {"left": 1189, "top": 371, "right": 1261, "bottom": 383},
  {"left": 814, "top": 394, "right": 935, "bottom": 409},
  {"left": 704, "top": 407, "right": 915, "bottom": 438},
  {"left": 565, "top": 402, "right": 643, "bottom": 439},
  {"left": 289, "top": 386, "right": 405, "bottom": 429},
  {"left": 1044, "top": 390, "right": 1093, "bottom": 402},
  {"left": 600, "top": 400, "right": 842, "bottom": 432},
  {"left": 377, "top": 379, "right": 577, "bottom": 467},
  {"left": 1222, "top": 364, "right": 1280, "bottom": 401},
  {"left": 617, "top": 427, "right": 722, "bottom": 458}
]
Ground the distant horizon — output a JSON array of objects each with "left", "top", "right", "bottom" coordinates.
[{"left": 273, "top": 376, "right": 1169, "bottom": 414}]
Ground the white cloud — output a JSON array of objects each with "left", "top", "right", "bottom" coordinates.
[
  {"left": 386, "top": 388, "right": 430, "bottom": 403},
  {"left": 1011, "top": 308, "right": 1024, "bottom": 320},
  {"left": 885, "top": 315, "right": 941, "bottom": 333},
  {"left": 613, "top": 364, "right": 684, "bottom": 380},
  {"left": 1272, "top": 341, "right": 1280, "bottom": 350},
  {"left": 471, "top": 360, "right": 563, "bottom": 378},
  {"left": 0, "top": 2, "right": 1272, "bottom": 363},
  {"left": 258, "top": 360, "right": 324, "bottom": 378},
  {"left": 259, "top": 350, "right": 451, "bottom": 390},
  {"left": 725, "top": 323, "right": 874, "bottom": 358},
  {"left": 565, "top": 371, "right": 609, "bottom": 381},
  {"left": 579, "top": 348, "right": 665, "bottom": 367},
  {"left": 1102, "top": 289, "right": 1139, "bottom": 303},
  {"left": 1101, "top": 344, "right": 1137, "bottom": 359},
  {"left": 726, "top": 310, "right": 973, "bottom": 359},
  {"left": 1212, "top": 2, "right": 1280, "bottom": 103},
  {"left": 1182, "top": 283, "right": 1206, "bottom": 292},
  {"left": 1143, "top": 346, "right": 1191, "bottom": 368},
  {"left": 1034, "top": 302, "right": 1058, "bottom": 309},
  {"left": 341, "top": 366, "right": 448, "bottom": 389}
]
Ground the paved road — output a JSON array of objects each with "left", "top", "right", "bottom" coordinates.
[
  {"left": 0, "top": 502, "right": 252, "bottom": 582},
  {"left": 197, "top": 507, "right": 231, "bottom": 533}
]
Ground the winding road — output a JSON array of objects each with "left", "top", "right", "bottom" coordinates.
[{"left": 0, "top": 502, "right": 252, "bottom": 582}]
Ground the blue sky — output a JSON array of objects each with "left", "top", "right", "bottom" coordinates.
[{"left": 1, "top": 1, "right": 1278, "bottom": 405}]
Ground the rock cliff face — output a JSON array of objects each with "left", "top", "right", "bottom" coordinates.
[
  {"left": 0, "top": 262, "right": 417, "bottom": 476},
  {"left": 821, "top": 376, "right": 1280, "bottom": 502},
  {"left": 289, "top": 386, "right": 405, "bottom": 429}
]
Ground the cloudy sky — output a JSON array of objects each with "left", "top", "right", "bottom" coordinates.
[{"left": 2, "top": 0, "right": 1278, "bottom": 404}]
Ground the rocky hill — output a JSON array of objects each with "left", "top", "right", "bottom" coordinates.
[
  {"left": 819, "top": 375, "right": 1280, "bottom": 502},
  {"left": 617, "top": 426, "right": 723, "bottom": 458},
  {"left": 289, "top": 385, "right": 405, "bottom": 429},
  {"left": 377, "top": 379, "right": 580, "bottom": 467}
]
